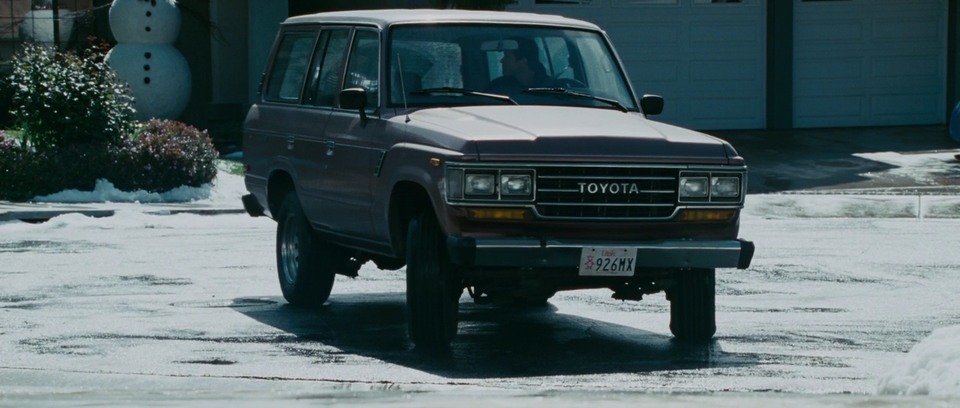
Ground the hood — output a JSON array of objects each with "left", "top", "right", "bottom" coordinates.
[{"left": 407, "top": 106, "right": 731, "bottom": 163}]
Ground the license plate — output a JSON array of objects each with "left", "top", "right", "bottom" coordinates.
[{"left": 578, "top": 247, "right": 637, "bottom": 276}]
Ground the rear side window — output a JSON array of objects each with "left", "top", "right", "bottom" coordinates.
[
  {"left": 305, "top": 28, "right": 351, "bottom": 107},
  {"left": 264, "top": 32, "right": 316, "bottom": 103}
]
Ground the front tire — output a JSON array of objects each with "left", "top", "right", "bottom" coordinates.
[
  {"left": 276, "top": 193, "right": 336, "bottom": 307},
  {"left": 405, "top": 212, "right": 461, "bottom": 348},
  {"left": 668, "top": 268, "right": 716, "bottom": 342}
]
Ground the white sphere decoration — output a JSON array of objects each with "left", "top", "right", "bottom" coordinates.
[
  {"left": 106, "top": 0, "right": 191, "bottom": 120},
  {"left": 106, "top": 44, "right": 191, "bottom": 120},
  {"left": 109, "top": 0, "right": 181, "bottom": 44}
]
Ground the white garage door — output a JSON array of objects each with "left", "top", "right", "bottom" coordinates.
[
  {"left": 794, "top": 0, "right": 947, "bottom": 128},
  {"left": 508, "top": 0, "right": 767, "bottom": 130}
]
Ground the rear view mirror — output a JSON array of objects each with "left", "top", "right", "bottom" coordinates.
[{"left": 481, "top": 39, "right": 518, "bottom": 52}]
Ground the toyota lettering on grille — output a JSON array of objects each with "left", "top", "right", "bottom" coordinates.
[{"left": 577, "top": 182, "right": 641, "bottom": 195}]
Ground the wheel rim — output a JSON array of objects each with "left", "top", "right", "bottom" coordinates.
[{"left": 280, "top": 218, "right": 300, "bottom": 284}]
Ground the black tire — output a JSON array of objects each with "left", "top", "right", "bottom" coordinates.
[
  {"left": 405, "top": 212, "right": 461, "bottom": 348},
  {"left": 275, "top": 193, "right": 336, "bottom": 307},
  {"left": 668, "top": 268, "right": 716, "bottom": 342}
]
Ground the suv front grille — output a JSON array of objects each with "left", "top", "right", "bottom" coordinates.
[{"left": 535, "top": 166, "right": 679, "bottom": 220}]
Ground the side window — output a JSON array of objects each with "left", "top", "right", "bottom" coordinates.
[
  {"left": 342, "top": 30, "right": 380, "bottom": 110},
  {"left": 308, "top": 29, "right": 350, "bottom": 107},
  {"left": 264, "top": 32, "right": 316, "bottom": 103}
]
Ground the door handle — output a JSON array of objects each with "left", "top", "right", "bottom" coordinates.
[
  {"left": 286, "top": 135, "right": 295, "bottom": 150},
  {"left": 325, "top": 140, "right": 336, "bottom": 156}
]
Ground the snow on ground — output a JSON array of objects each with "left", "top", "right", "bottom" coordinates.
[
  {"left": 7, "top": 157, "right": 960, "bottom": 397},
  {"left": 855, "top": 151, "right": 959, "bottom": 185},
  {"left": 30, "top": 160, "right": 248, "bottom": 205}
]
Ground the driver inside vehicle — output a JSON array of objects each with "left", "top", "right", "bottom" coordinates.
[{"left": 485, "top": 37, "right": 555, "bottom": 94}]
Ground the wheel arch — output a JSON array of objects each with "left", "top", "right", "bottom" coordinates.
[
  {"left": 267, "top": 170, "right": 296, "bottom": 217},
  {"left": 388, "top": 181, "right": 434, "bottom": 262}
]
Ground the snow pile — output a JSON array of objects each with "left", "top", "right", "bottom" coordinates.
[
  {"left": 877, "top": 325, "right": 960, "bottom": 396},
  {"left": 30, "top": 161, "right": 248, "bottom": 205},
  {"left": 855, "top": 151, "right": 958, "bottom": 184}
]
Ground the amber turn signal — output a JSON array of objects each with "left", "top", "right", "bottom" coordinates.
[
  {"left": 678, "top": 209, "right": 735, "bottom": 222},
  {"left": 466, "top": 208, "right": 528, "bottom": 221}
]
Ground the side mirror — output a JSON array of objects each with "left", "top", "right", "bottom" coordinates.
[
  {"left": 640, "top": 94, "right": 664, "bottom": 116},
  {"left": 340, "top": 87, "right": 367, "bottom": 110},
  {"left": 339, "top": 87, "right": 368, "bottom": 126}
]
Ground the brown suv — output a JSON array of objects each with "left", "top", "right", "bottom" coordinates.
[{"left": 242, "top": 9, "right": 754, "bottom": 348}]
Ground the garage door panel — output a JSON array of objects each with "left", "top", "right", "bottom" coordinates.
[
  {"left": 689, "top": 97, "right": 762, "bottom": 121},
  {"left": 796, "top": 20, "right": 864, "bottom": 43},
  {"left": 874, "top": 19, "right": 941, "bottom": 43},
  {"left": 795, "top": 59, "right": 862, "bottom": 82},
  {"left": 606, "top": 22, "right": 681, "bottom": 46},
  {"left": 873, "top": 94, "right": 941, "bottom": 116},
  {"left": 797, "top": 96, "right": 862, "bottom": 119},
  {"left": 872, "top": 56, "right": 942, "bottom": 84},
  {"left": 690, "top": 59, "right": 759, "bottom": 83},
  {"left": 626, "top": 58, "right": 682, "bottom": 82},
  {"left": 793, "top": 0, "right": 946, "bottom": 128},
  {"left": 689, "top": 21, "right": 759, "bottom": 45}
]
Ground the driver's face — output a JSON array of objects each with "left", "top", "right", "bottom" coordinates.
[{"left": 500, "top": 51, "right": 520, "bottom": 76}]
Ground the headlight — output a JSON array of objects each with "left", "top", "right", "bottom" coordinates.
[
  {"left": 678, "top": 171, "right": 743, "bottom": 203},
  {"left": 711, "top": 177, "right": 740, "bottom": 198},
  {"left": 445, "top": 166, "right": 536, "bottom": 202},
  {"left": 465, "top": 173, "right": 496, "bottom": 196},
  {"left": 679, "top": 177, "right": 709, "bottom": 198},
  {"left": 500, "top": 173, "right": 532, "bottom": 196}
]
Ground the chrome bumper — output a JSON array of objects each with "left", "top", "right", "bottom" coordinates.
[{"left": 447, "top": 237, "right": 755, "bottom": 270}]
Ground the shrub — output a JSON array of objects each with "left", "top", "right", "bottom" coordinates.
[
  {"left": 0, "top": 121, "right": 219, "bottom": 201},
  {"left": 0, "top": 132, "right": 33, "bottom": 201},
  {"left": 116, "top": 119, "right": 219, "bottom": 193},
  {"left": 7, "top": 41, "right": 136, "bottom": 150},
  {"left": 0, "top": 132, "right": 121, "bottom": 200}
]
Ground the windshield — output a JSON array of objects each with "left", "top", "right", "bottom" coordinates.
[{"left": 388, "top": 24, "right": 638, "bottom": 111}]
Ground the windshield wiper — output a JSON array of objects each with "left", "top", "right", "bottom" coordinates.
[
  {"left": 523, "top": 87, "right": 629, "bottom": 113},
  {"left": 411, "top": 87, "right": 518, "bottom": 105}
]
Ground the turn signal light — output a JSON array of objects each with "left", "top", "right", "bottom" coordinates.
[
  {"left": 678, "top": 209, "right": 735, "bottom": 222},
  {"left": 466, "top": 208, "right": 528, "bottom": 221}
]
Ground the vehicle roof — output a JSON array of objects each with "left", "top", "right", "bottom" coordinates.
[{"left": 282, "top": 8, "right": 600, "bottom": 31}]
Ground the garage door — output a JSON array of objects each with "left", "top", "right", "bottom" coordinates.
[
  {"left": 794, "top": 0, "right": 947, "bottom": 128},
  {"left": 508, "top": 0, "right": 767, "bottom": 130}
]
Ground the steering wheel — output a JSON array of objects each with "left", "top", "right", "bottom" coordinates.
[{"left": 555, "top": 77, "right": 587, "bottom": 89}]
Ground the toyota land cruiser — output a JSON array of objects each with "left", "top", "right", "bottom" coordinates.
[{"left": 242, "top": 9, "right": 754, "bottom": 348}]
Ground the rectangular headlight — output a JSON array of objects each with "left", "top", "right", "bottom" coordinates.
[
  {"left": 711, "top": 177, "right": 740, "bottom": 198},
  {"left": 465, "top": 173, "right": 496, "bottom": 196},
  {"left": 679, "top": 176, "right": 709, "bottom": 198},
  {"left": 500, "top": 173, "right": 532, "bottom": 196}
]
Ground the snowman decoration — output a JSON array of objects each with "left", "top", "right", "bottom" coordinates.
[{"left": 105, "top": 0, "right": 191, "bottom": 121}]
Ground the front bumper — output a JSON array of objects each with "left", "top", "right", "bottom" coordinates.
[{"left": 447, "top": 237, "right": 755, "bottom": 270}]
